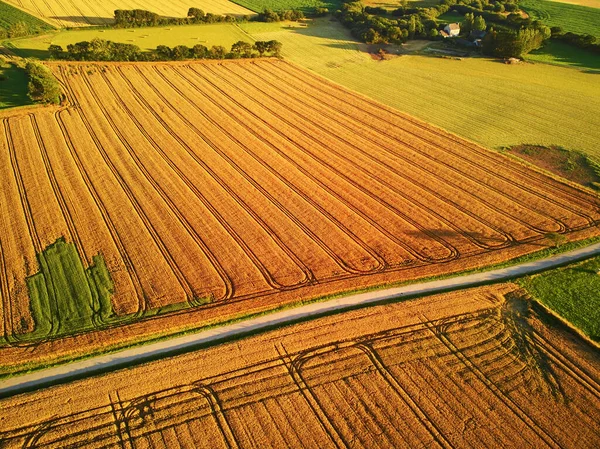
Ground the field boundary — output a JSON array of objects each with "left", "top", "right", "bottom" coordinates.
[{"left": 1, "top": 241, "right": 599, "bottom": 398}]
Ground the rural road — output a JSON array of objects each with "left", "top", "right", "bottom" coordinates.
[{"left": 1, "top": 242, "right": 599, "bottom": 398}]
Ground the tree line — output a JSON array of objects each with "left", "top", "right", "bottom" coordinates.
[
  {"left": 25, "top": 62, "right": 61, "bottom": 104},
  {"left": 48, "top": 38, "right": 283, "bottom": 61},
  {"left": 113, "top": 7, "right": 310, "bottom": 28}
]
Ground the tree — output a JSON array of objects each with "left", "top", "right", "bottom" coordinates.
[
  {"left": 188, "top": 7, "right": 205, "bottom": 19},
  {"left": 473, "top": 15, "right": 486, "bottom": 32},
  {"left": 192, "top": 44, "right": 208, "bottom": 59},
  {"left": 26, "top": 62, "right": 61, "bottom": 104},
  {"left": 209, "top": 45, "right": 227, "bottom": 59},
  {"left": 231, "top": 41, "right": 253, "bottom": 58},
  {"left": 48, "top": 45, "right": 64, "bottom": 59},
  {"left": 171, "top": 45, "right": 190, "bottom": 60},
  {"left": 155, "top": 45, "right": 172, "bottom": 60},
  {"left": 462, "top": 12, "right": 475, "bottom": 34},
  {"left": 266, "top": 40, "right": 283, "bottom": 57},
  {"left": 253, "top": 41, "right": 270, "bottom": 56}
]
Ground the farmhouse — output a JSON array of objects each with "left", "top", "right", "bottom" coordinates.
[{"left": 443, "top": 23, "right": 460, "bottom": 37}]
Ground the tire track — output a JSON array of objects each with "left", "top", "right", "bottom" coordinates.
[
  {"left": 103, "top": 67, "right": 310, "bottom": 292},
  {"left": 268, "top": 61, "right": 598, "bottom": 226},
  {"left": 59, "top": 66, "right": 189, "bottom": 309},
  {"left": 130, "top": 65, "right": 386, "bottom": 275},
  {"left": 73, "top": 70, "right": 198, "bottom": 303},
  {"left": 254, "top": 62, "right": 574, "bottom": 235},
  {"left": 421, "top": 316, "right": 562, "bottom": 449},
  {"left": 220, "top": 63, "right": 517, "bottom": 251},
  {"left": 193, "top": 63, "right": 459, "bottom": 263}
]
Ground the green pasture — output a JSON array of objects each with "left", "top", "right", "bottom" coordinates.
[
  {"left": 526, "top": 39, "right": 600, "bottom": 70},
  {"left": 6, "top": 23, "right": 253, "bottom": 59},
  {"left": 242, "top": 19, "right": 600, "bottom": 160},
  {"left": 520, "top": 0, "right": 600, "bottom": 38},
  {"left": 518, "top": 256, "right": 600, "bottom": 341},
  {"left": 0, "top": 62, "right": 31, "bottom": 108}
]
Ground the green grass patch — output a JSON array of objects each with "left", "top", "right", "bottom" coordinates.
[
  {"left": 520, "top": 0, "right": 600, "bottom": 38},
  {"left": 526, "top": 39, "right": 600, "bottom": 71},
  {"left": 437, "top": 11, "right": 465, "bottom": 23},
  {"left": 0, "top": 62, "right": 32, "bottom": 108},
  {"left": 0, "top": 0, "right": 53, "bottom": 37},
  {"left": 231, "top": 0, "right": 340, "bottom": 13},
  {"left": 243, "top": 18, "right": 600, "bottom": 160},
  {"left": 518, "top": 256, "right": 600, "bottom": 341},
  {"left": 6, "top": 23, "right": 254, "bottom": 59}
]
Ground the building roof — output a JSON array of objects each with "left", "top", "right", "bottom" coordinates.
[{"left": 447, "top": 23, "right": 460, "bottom": 31}]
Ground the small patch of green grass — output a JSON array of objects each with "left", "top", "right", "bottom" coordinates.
[
  {"left": 526, "top": 39, "right": 600, "bottom": 71},
  {"left": 0, "top": 62, "right": 32, "bottom": 109},
  {"left": 437, "top": 11, "right": 465, "bottom": 23},
  {"left": 518, "top": 256, "right": 600, "bottom": 341}
]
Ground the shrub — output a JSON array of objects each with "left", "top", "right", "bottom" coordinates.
[{"left": 25, "top": 62, "right": 61, "bottom": 104}]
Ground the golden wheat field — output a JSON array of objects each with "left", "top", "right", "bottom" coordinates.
[
  {"left": 0, "top": 59, "right": 599, "bottom": 373},
  {"left": 1, "top": 284, "right": 599, "bottom": 448},
  {"left": 4, "top": 0, "right": 252, "bottom": 28}
]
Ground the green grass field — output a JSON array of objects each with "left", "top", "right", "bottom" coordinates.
[
  {"left": 526, "top": 39, "right": 600, "bottom": 70},
  {"left": 518, "top": 256, "right": 600, "bottom": 341},
  {"left": 520, "top": 0, "right": 600, "bottom": 38},
  {"left": 241, "top": 19, "right": 600, "bottom": 161},
  {"left": 0, "top": 0, "right": 53, "bottom": 36},
  {"left": 437, "top": 10, "right": 465, "bottom": 23},
  {"left": 231, "top": 0, "right": 340, "bottom": 12},
  {"left": 6, "top": 23, "right": 254, "bottom": 59},
  {"left": 0, "top": 62, "right": 32, "bottom": 109}
]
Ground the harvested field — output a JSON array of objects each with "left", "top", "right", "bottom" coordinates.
[
  {"left": 0, "top": 59, "right": 599, "bottom": 373},
  {"left": 1, "top": 284, "right": 599, "bottom": 448},
  {"left": 3, "top": 0, "right": 252, "bottom": 28}
]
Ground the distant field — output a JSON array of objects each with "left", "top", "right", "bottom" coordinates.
[
  {"left": 520, "top": 0, "right": 600, "bottom": 38},
  {"left": 7, "top": 23, "right": 253, "bottom": 58},
  {"left": 230, "top": 0, "right": 341, "bottom": 13},
  {"left": 0, "top": 62, "right": 31, "bottom": 109},
  {"left": 363, "top": 0, "right": 440, "bottom": 9},
  {"left": 526, "top": 39, "right": 600, "bottom": 71},
  {"left": 519, "top": 256, "right": 600, "bottom": 341},
  {"left": 241, "top": 19, "right": 600, "bottom": 160},
  {"left": 0, "top": 0, "right": 53, "bottom": 34},
  {"left": 2, "top": 284, "right": 600, "bottom": 448},
  {"left": 547, "top": 0, "right": 600, "bottom": 6},
  {"left": 2, "top": 0, "right": 253, "bottom": 28}
]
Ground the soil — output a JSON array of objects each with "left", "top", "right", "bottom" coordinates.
[{"left": 508, "top": 144, "right": 600, "bottom": 189}]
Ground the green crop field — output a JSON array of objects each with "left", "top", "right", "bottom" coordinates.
[
  {"left": 518, "top": 256, "right": 600, "bottom": 341},
  {"left": 241, "top": 19, "right": 600, "bottom": 161},
  {"left": 231, "top": 0, "right": 340, "bottom": 12},
  {"left": 6, "top": 23, "right": 253, "bottom": 59},
  {"left": 520, "top": 0, "right": 600, "bottom": 38},
  {"left": 526, "top": 39, "right": 600, "bottom": 70},
  {"left": 0, "top": 62, "right": 32, "bottom": 109},
  {"left": 0, "top": 0, "right": 53, "bottom": 36}
]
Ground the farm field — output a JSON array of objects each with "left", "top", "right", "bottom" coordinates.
[
  {"left": 241, "top": 19, "right": 600, "bottom": 160},
  {"left": 7, "top": 23, "right": 254, "bottom": 59},
  {"left": 520, "top": 0, "right": 600, "bottom": 38},
  {"left": 526, "top": 39, "right": 600, "bottom": 71},
  {"left": 1, "top": 284, "right": 599, "bottom": 448},
  {"left": 2, "top": 0, "right": 253, "bottom": 28},
  {"left": 0, "top": 59, "right": 599, "bottom": 374},
  {"left": 227, "top": 0, "right": 339, "bottom": 13},
  {"left": 519, "top": 256, "right": 600, "bottom": 341},
  {"left": 0, "top": 0, "right": 53, "bottom": 35}
]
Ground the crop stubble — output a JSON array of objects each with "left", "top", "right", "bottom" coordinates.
[
  {"left": 4, "top": 0, "right": 252, "bottom": 28},
  {"left": 0, "top": 59, "right": 598, "bottom": 369},
  {"left": 0, "top": 284, "right": 599, "bottom": 447}
]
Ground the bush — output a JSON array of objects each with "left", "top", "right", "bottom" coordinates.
[{"left": 25, "top": 62, "right": 61, "bottom": 104}]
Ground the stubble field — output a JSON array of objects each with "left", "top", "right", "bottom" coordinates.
[
  {"left": 3, "top": 0, "right": 253, "bottom": 28},
  {"left": 1, "top": 284, "right": 599, "bottom": 448},
  {"left": 0, "top": 59, "right": 599, "bottom": 373}
]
